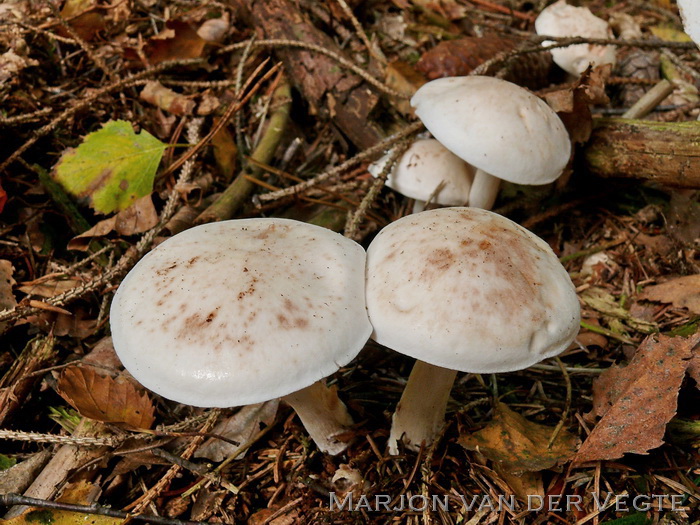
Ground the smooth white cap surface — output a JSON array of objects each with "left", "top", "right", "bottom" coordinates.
[
  {"left": 110, "top": 219, "right": 372, "bottom": 407},
  {"left": 368, "top": 139, "right": 474, "bottom": 205},
  {"left": 535, "top": 0, "right": 616, "bottom": 76},
  {"left": 410, "top": 76, "right": 571, "bottom": 185},
  {"left": 678, "top": 0, "right": 700, "bottom": 48},
  {"left": 365, "top": 207, "right": 580, "bottom": 373}
]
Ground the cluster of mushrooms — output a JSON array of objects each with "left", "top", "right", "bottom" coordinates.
[{"left": 110, "top": 7, "right": 646, "bottom": 454}]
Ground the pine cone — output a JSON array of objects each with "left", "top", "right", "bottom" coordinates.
[{"left": 614, "top": 49, "right": 660, "bottom": 107}]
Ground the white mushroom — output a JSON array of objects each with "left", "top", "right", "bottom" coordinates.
[
  {"left": 368, "top": 139, "right": 474, "bottom": 212},
  {"left": 110, "top": 218, "right": 372, "bottom": 455},
  {"left": 535, "top": 0, "right": 616, "bottom": 76},
  {"left": 678, "top": 0, "right": 700, "bottom": 49},
  {"left": 365, "top": 207, "right": 580, "bottom": 453},
  {"left": 410, "top": 76, "right": 571, "bottom": 210}
]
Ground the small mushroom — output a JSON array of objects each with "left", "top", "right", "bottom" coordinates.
[
  {"left": 368, "top": 139, "right": 474, "bottom": 212},
  {"left": 110, "top": 218, "right": 372, "bottom": 455},
  {"left": 678, "top": 0, "right": 700, "bottom": 49},
  {"left": 410, "top": 76, "right": 571, "bottom": 210},
  {"left": 535, "top": 0, "right": 616, "bottom": 76},
  {"left": 364, "top": 207, "right": 580, "bottom": 453}
]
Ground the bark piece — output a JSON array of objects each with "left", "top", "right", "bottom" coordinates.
[
  {"left": 584, "top": 118, "right": 700, "bottom": 188},
  {"left": 237, "top": 0, "right": 382, "bottom": 150}
]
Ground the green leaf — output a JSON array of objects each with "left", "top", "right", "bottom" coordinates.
[{"left": 52, "top": 120, "right": 166, "bottom": 214}]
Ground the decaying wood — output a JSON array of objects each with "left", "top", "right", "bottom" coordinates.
[
  {"left": 234, "top": 0, "right": 383, "bottom": 150},
  {"left": 584, "top": 118, "right": 700, "bottom": 188}
]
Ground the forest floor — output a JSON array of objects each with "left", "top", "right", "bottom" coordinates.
[{"left": 0, "top": 0, "right": 699, "bottom": 524}]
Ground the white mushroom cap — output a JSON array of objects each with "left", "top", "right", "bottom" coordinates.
[
  {"left": 678, "top": 0, "right": 700, "bottom": 48},
  {"left": 110, "top": 218, "right": 372, "bottom": 407},
  {"left": 410, "top": 76, "right": 571, "bottom": 186},
  {"left": 535, "top": 0, "right": 616, "bottom": 76},
  {"left": 368, "top": 139, "right": 474, "bottom": 206},
  {"left": 365, "top": 207, "right": 580, "bottom": 373}
]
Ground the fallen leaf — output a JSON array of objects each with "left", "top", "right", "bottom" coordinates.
[
  {"left": 195, "top": 400, "right": 279, "bottom": 462},
  {"left": 19, "top": 276, "right": 83, "bottom": 298},
  {"left": 575, "top": 334, "right": 699, "bottom": 463},
  {"left": 384, "top": 60, "right": 426, "bottom": 115},
  {"left": 459, "top": 402, "right": 579, "bottom": 475},
  {"left": 68, "top": 194, "right": 158, "bottom": 250},
  {"left": 140, "top": 81, "right": 195, "bottom": 116},
  {"left": 211, "top": 120, "right": 238, "bottom": 181},
  {"left": 141, "top": 20, "right": 208, "bottom": 65},
  {"left": 640, "top": 275, "right": 700, "bottom": 315},
  {"left": 59, "top": 0, "right": 105, "bottom": 41},
  {"left": 57, "top": 366, "right": 155, "bottom": 429},
  {"left": 543, "top": 65, "right": 611, "bottom": 143},
  {"left": 52, "top": 120, "right": 167, "bottom": 214},
  {"left": 494, "top": 465, "right": 544, "bottom": 503},
  {"left": 0, "top": 260, "right": 17, "bottom": 334},
  {"left": 650, "top": 25, "right": 694, "bottom": 43},
  {"left": 580, "top": 287, "right": 657, "bottom": 333}
]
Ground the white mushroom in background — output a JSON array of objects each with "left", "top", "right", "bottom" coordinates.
[
  {"left": 368, "top": 138, "right": 474, "bottom": 212},
  {"left": 410, "top": 76, "right": 571, "bottom": 210},
  {"left": 535, "top": 0, "right": 616, "bottom": 76},
  {"left": 365, "top": 207, "right": 580, "bottom": 454},
  {"left": 110, "top": 218, "right": 372, "bottom": 455},
  {"left": 678, "top": 0, "right": 700, "bottom": 49}
]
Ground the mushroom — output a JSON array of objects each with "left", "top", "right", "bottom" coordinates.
[
  {"left": 368, "top": 139, "right": 474, "bottom": 212},
  {"left": 110, "top": 218, "right": 372, "bottom": 455},
  {"left": 364, "top": 207, "right": 580, "bottom": 453},
  {"left": 535, "top": 0, "right": 616, "bottom": 76},
  {"left": 678, "top": 0, "right": 700, "bottom": 49},
  {"left": 410, "top": 76, "right": 571, "bottom": 210}
]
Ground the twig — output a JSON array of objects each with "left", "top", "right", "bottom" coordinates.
[
  {"left": 335, "top": 0, "right": 386, "bottom": 64},
  {"left": 622, "top": 79, "right": 674, "bottom": 119},
  {"left": 0, "top": 494, "right": 214, "bottom": 525},
  {"left": 196, "top": 73, "right": 291, "bottom": 223},
  {"left": 125, "top": 409, "right": 222, "bottom": 513},
  {"left": 547, "top": 357, "right": 572, "bottom": 449},
  {"left": 0, "top": 429, "right": 118, "bottom": 446},
  {"left": 235, "top": 36, "right": 257, "bottom": 155},
  {"left": 343, "top": 139, "right": 410, "bottom": 240},
  {"left": 257, "top": 120, "right": 424, "bottom": 203},
  {"left": 218, "top": 38, "right": 402, "bottom": 98}
]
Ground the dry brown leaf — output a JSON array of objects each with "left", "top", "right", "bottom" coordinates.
[
  {"left": 639, "top": 275, "right": 700, "bottom": 315},
  {"left": 494, "top": 465, "right": 544, "bottom": 503},
  {"left": 18, "top": 276, "right": 83, "bottom": 298},
  {"left": 0, "top": 260, "right": 17, "bottom": 334},
  {"left": 459, "top": 402, "right": 579, "bottom": 475},
  {"left": 140, "top": 81, "right": 195, "bottom": 116},
  {"left": 141, "top": 20, "right": 208, "bottom": 65},
  {"left": 59, "top": 0, "right": 105, "bottom": 41},
  {"left": 68, "top": 195, "right": 158, "bottom": 250},
  {"left": 195, "top": 400, "right": 279, "bottom": 462},
  {"left": 384, "top": 60, "right": 426, "bottom": 115},
  {"left": 211, "top": 120, "right": 238, "bottom": 181},
  {"left": 543, "top": 65, "right": 611, "bottom": 144},
  {"left": 57, "top": 366, "right": 155, "bottom": 429},
  {"left": 575, "top": 334, "right": 699, "bottom": 463},
  {"left": 416, "top": 36, "right": 517, "bottom": 80}
]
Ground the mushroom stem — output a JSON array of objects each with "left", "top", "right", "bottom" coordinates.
[
  {"left": 388, "top": 360, "right": 458, "bottom": 454},
  {"left": 467, "top": 169, "right": 501, "bottom": 210},
  {"left": 411, "top": 199, "right": 427, "bottom": 214},
  {"left": 282, "top": 381, "right": 354, "bottom": 455}
]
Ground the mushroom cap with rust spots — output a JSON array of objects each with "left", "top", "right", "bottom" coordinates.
[
  {"left": 410, "top": 76, "right": 571, "bottom": 185},
  {"left": 365, "top": 207, "right": 580, "bottom": 373},
  {"left": 110, "top": 218, "right": 372, "bottom": 407},
  {"left": 368, "top": 139, "right": 474, "bottom": 206}
]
